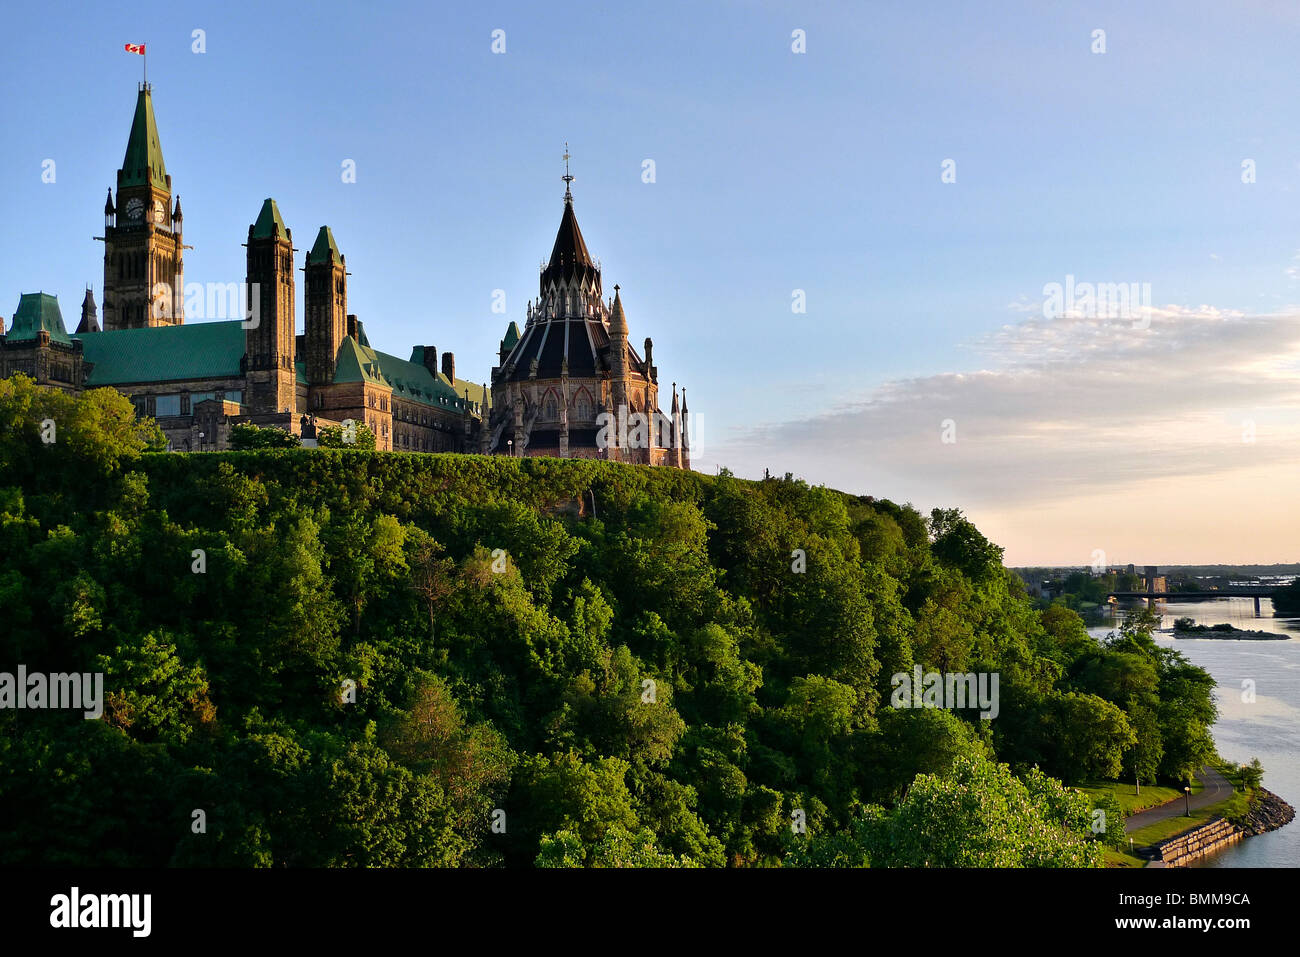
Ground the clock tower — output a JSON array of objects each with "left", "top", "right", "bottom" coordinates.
[{"left": 102, "top": 83, "right": 184, "bottom": 331}]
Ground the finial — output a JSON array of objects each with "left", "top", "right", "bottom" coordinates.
[
  {"left": 614, "top": 284, "right": 620, "bottom": 293},
  {"left": 562, "top": 142, "right": 574, "bottom": 200}
]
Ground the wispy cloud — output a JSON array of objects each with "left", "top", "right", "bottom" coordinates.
[{"left": 706, "top": 306, "right": 1300, "bottom": 553}]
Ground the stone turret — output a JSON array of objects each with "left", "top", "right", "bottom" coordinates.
[{"left": 303, "top": 226, "right": 347, "bottom": 385}]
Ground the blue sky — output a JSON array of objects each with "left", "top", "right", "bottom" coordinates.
[{"left": 5, "top": 0, "right": 1300, "bottom": 563}]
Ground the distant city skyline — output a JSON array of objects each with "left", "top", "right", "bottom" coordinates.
[{"left": 5, "top": 0, "right": 1300, "bottom": 564}]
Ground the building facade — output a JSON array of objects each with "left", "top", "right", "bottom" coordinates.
[
  {"left": 2, "top": 83, "right": 689, "bottom": 469},
  {"left": 484, "top": 180, "right": 689, "bottom": 467},
  {"left": 0, "top": 83, "right": 485, "bottom": 452}
]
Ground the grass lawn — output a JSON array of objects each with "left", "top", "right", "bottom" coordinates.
[
  {"left": 1077, "top": 780, "right": 1201, "bottom": 815},
  {"left": 1124, "top": 792, "right": 1250, "bottom": 848},
  {"left": 1104, "top": 848, "right": 1148, "bottom": 868}
]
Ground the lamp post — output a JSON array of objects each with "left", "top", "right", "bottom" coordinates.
[
  {"left": 507, "top": 438, "right": 513, "bottom": 457},
  {"left": 1184, "top": 785, "right": 1191, "bottom": 817}
]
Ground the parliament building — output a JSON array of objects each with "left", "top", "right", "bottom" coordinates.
[{"left": 0, "top": 83, "right": 690, "bottom": 468}]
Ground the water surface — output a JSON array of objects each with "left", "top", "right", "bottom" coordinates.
[{"left": 1089, "top": 599, "right": 1298, "bottom": 867}]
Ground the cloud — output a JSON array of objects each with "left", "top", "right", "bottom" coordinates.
[
  {"left": 704, "top": 306, "right": 1300, "bottom": 525},
  {"left": 1286, "top": 250, "right": 1300, "bottom": 279}
]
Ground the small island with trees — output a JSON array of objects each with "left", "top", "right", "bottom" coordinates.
[{"left": 1171, "top": 617, "right": 1290, "bottom": 641}]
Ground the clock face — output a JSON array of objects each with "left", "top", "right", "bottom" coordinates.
[
  {"left": 125, "top": 198, "right": 144, "bottom": 222},
  {"left": 153, "top": 200, "right": 167, "bottom": 224}
]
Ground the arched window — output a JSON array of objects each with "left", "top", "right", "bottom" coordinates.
[
  {"left": 574, "top": 392, "right": 591, "bottom": 421},
  {"left": 543, "top": 394, "right": 559, "bottom": 421}
]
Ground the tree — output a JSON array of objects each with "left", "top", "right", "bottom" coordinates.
[
  {"left": 229, "top": 422, "right": 300, "bottom": 449},
  {"left": 536, "top": 826, "right": 701, "bottom": 868},
  {"left": 317, "top": 422, "right": 377, "bottom": 449},
  {"left": 508, "top": 752, "right": 640, "bottom": 864},
  {"left": 929, "top": 507, "right": 1005, "bottom": 582},
  {"left": 406, "top": 530, "right": 456, "bottom": 639},
  {"left": 1239, "top": 758, "right": 1264, "bottom": 792},
  {"left": 787, "top": 752, "right": 1103, "bottom": 868},
  {"left": 1272, "top": 578, "right": 1300, "bottom": 615},
  {"left": 1042, "top": 691, "right": 1135, "bottom": 781}
]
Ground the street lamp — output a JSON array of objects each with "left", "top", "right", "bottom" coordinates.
[
  {"left": 507, "top": 438, "right": 513, "bottom": 457},
  {"left": 1184, "top": 785, "right": 1191, "bottom": 817}
]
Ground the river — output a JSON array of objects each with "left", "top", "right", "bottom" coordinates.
[{"left": 1089, "top": 598, "right": 1299, "bottom": 868}]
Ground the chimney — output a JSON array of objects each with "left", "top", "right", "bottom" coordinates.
[
  {"left": 441, "top": 351, "right": 455, "bottom": 383},
  {"left": 421, "top": 345, "right": 439, "bottom": 378},
  {"left": 346, "top": 314, "right": 358, "bottom": 339}
]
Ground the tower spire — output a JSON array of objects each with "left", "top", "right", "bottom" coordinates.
[{"left": 562, "top": 142, "right": 574, "bottom": 203}]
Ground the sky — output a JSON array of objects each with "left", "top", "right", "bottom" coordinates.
[{"left": 3, "top": 0, "right": 1300, "bottom": 565}]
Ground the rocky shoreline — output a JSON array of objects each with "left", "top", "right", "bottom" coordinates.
[
  {"left": 1147, "top": 789, "right": 1294, "bottom": 866},
  {"left": 1241, "top": 788, "right": 1295, "bottom": 836}
]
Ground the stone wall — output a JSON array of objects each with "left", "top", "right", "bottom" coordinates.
[
  {"left": 1152, "top": 817, "right": 1243, "bottom": 867},
  {"left": 1150, "top": 789, "right": 1294, "bottom": 867}
]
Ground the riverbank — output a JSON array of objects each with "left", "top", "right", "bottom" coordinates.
[
  {"left": 1144, "top": 789, "right": 1294, "bottom": 866},
  {"left": 1240, "top": 788, "right": 1295, "bottom": 836},
  {"left": 1091, "top": 605, "right": 1300, "bottom": 866}
]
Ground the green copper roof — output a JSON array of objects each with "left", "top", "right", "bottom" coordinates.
[
  {"left": 120, "top": 86, "right": 168, "bottom": 188},
  {"left": 374, "top": 349, "right": 462, "bottom": 406},
  {"left": 331, "top": 338, "right": 476, "bottom": 410},
  {"left": 501, "top": 321, "right": 521, "bottom": 352},
  {"left": 332, "top": 337, "right": 389, "bottom": 386},
  {"left": 8, "top": 293, "right": 72, "bottom": 345},
  {"left": 307, "top": 226, "right": 342, "bottom": 265},
  {"left": 74, "top": 320, "right": 245, "bottom": 385},
  {"left": 251, "top": 199, "right": 288, "bottom": 240}
]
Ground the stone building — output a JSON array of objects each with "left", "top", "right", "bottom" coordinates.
[
  {"left": 484, "top": 175, "right": 689, "bottom": 467},
  {"left": 2, "top": 84, "right": 691, "bottom": 469},
  {"left": 100, "top": 84, "right": 184, "bottom": 331},
  {"left": 0, "top": 83, "right": 485, "bottom": 452}
]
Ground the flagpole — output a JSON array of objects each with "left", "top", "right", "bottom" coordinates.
[{"left": 144, "top": 43, "right": 147, "bottom": 86}]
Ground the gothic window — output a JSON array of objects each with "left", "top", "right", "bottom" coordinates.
[
  {"left": 574, "top": 393, "right": 591, "bottom": 421},
  {"left": 543, "top": 394, "right": 558, "bottom": 421}
]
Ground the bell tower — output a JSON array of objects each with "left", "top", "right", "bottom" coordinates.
[
  {"left": 101, "top": 84, "right": 184, "bottom": 331},
  {"left": 303, "top": 226, "right": 347, "bottom": 384},
  {"left": 244, "top": 199, "right": 297, "bottom": 414}
]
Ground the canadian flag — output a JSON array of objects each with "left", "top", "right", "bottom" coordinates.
[{"left": 124, "top": 43, "right": 145, "bottom": 55}]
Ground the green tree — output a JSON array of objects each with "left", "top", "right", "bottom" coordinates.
[
  {"left": 788, "top": 752, "right": 1103, "bottom": 868},
  {"left": 317, "top": 421, "right": 377, "bottom": 449},
  {"left": 929, "top": 507, "right": 1005, "bottom": 582},
  {"left": 229, "top": 422, "right": 300, "bottom": 449}
]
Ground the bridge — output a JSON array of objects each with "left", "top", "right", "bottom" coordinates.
[{"left": 1106, "top": 586, "right": 1280, "bottom": 616}]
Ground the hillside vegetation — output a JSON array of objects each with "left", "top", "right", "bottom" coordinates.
[{"left": 0, "top": 376, "right": 1219, "bottom": 867}]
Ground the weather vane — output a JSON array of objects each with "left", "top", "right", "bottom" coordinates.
[{"left": 562, "top": 142, "right": 574, "bottom": 195}]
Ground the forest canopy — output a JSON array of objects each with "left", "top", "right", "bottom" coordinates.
[{"left": 0, "top": 376, "right": 1219, "bottom": 867}]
